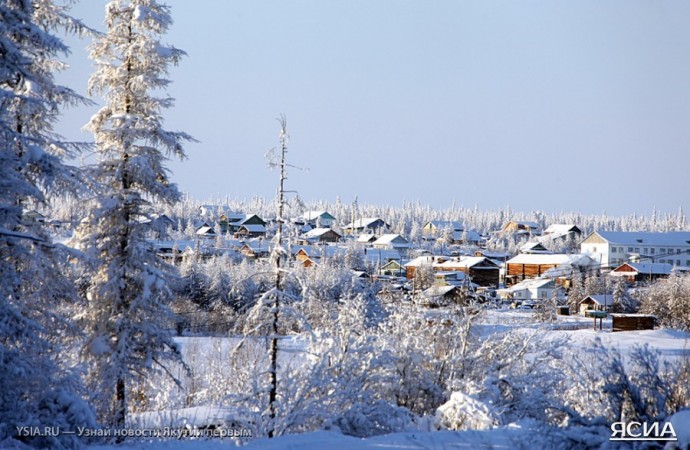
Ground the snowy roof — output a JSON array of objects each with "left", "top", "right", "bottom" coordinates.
[
  {"left": 581, "top": 294, "right": 613, "bottom": 306},
  {"left": 507, "top": 253, "right": 597, "bottom": 266},
  {"left": 586, "top": 231, "right": 690, "bottom": 247},
  {"left": 501, "top": 277, "right": 555, "bottom": 293},
  {"left": 544, "top": 224, "right": 580, "bottom": 234},
  {"left": 422, "top": 285, "right": 458, "bottom": 297},
  {"left": 196, "top": 225, "right": 215, "bottom": 235},
  {"left": 520, "top": 241, "right": 550, "bottom": 253},
  {"left": 343, "top": 217, "right": 387, "bottom": 228},
  {"left": 476, "top": 250, "right": 512, "bottom": 259},
  {"left": 241, "top": 242, "right": 271, "bottom": 252},
  {"left": 225, "top": 213, "right": 246, "bottom": 222},
  {"left": 436, "top": 256, "right": 493, "bottom": 269},
  {"left": 303, "top": 227, "right": 340, "bottom": 238},
  {"left": 373, "top": 234, "right": 410, "bottom": 246},
  {"left": 238, "top": 224, "right": 266, "bottom": 232},
  {"left": 612, "top": 262, "right": 674, "bottom": 276},
  {"left": 404, "top": 256, "right": 437, "bottom": 267},
  {"left": 238, "top": 214, "right": 265, "bottom": 225},
  {"left": 356, "top": 233, "right": 378, "bottom": 243}
]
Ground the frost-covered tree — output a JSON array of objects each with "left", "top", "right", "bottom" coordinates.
[
  {"left": 639, "top": 274, "right": 690, "bottom": 331},
  {"left": 567, "top": 272, "right": 585, "bottom": 314},
  {"left": 0, "top": 1, "right": 96, "bottom": 448},
  {"left": 74, "top": 0, "right": 194, "bottom": 429}
]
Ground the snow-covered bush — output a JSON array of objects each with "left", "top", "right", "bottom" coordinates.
[
  {"left": 335, "top": 400, "right": 415, "bottom": 437},
  {"left": 436, "top": 391, "right": 497, "bottom": 430},
  {"left": 639, "top": 273, "right": 690, "bottom": 331}
]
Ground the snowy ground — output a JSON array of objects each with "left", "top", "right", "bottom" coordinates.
[
  {"left": 88, "top": 426, "right": 560, "bottom": 450},
  {"left": 87, "top": 310, "right": 690, "bottom": 449},
  {"left": 480, "top": 309, "right": 690, "bottom": 362}
]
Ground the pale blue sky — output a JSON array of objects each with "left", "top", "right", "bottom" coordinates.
[{"left": 56, "top": 0, "right": 690, "bottom": 216}]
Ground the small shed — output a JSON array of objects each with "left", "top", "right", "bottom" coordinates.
[
  {"left": 578, "top": 294, "right": 613, "bottom": 314},
  {"left": 611, "top": 314, "right": 656, "bottom": 332}
]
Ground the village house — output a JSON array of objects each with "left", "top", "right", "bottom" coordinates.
[
  {"left": 505, "top": 253, "right": 598, "bottom": 286},
  {"left": 497, "top": 277, "right": 565, "bottom": 302},
  {"left": 378, "top": 259, "right": 406, "bottom": 277},
  {"left": 452, "top": 229, "right": 482, "bottom": 245},
  {"left": 404, "top": 255, "right": 500, "bottom": 287},
  {"left": 218, "top": 213, "right": 267, "bottom": 234},
  {"left": 234, "top": 224, "right": 267, "bottom": 238},
  {"left": 299, "top": 227, "right": 342, "bottom": 244},
  {"left": 420, "top": 220, "right": 481, "bottom": 245},
  {"left": 609, "top": 262, "right": 689, "bottom": 284},
  {"left": 299, "top": 211, "right": 337, "bottom": 228},
  {"left": 195, "top": 224, "right": 216, "bottom": 238},
  {"left": 581, "top": 231, "right": 690, "bottom": 269},
  {"left": 418, "top": 285, "right": 466, "bottom": 308},
  {"left": 501, "top": 220, "right": 542, "bottom": 236},
  {"left": 519, "top": 241, "right": 551, "bottom": 254},
  {"left": 342, "top": 217, "right": 389, "bottom": 234},
  {"left": 294, "top": 245, "right": 347, "bottom": 268},
  {"left": 240, "top": 242, "right": 271, "bottom": 259},
  {"left": 356, "top": 233, "right": 378, "bottom": 245},
  {"left": 373, "top": 234, "right": 411, "bottom": 253},
  {"left": 474, "top": 250, "right": 511, "bottom": 264},
  {"left": 542, "top": 224, "right": 582, "bottom": 240},
  {"left": 422, "top": 220, "right": 464, "bottom": 238},
  {"left": 578, "top": 294, "right": 614, "bottom": 314},
  {"left": 22, "top": 210, "right": 47, "bottom": 223},
  {"left": 152, "top": 240, "right": 195, "bottom": 263}
]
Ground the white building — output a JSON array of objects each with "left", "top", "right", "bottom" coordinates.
[
  {"left": 497, "top": 278, "right": 565, "bottom": 301},
  {"left": 580, "top": 231, "right": 690, "bottom": 269},
  {"left": 373, "top": 234, "right": 411, "bottom": 252}
]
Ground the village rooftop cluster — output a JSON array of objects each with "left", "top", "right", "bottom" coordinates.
[{"left": 43, "top": 204, "right": 685, "bottom": 320}]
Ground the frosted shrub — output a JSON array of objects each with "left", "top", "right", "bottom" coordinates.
[{"left": 436, "top": 392, "right": 497, "bottom": 430}]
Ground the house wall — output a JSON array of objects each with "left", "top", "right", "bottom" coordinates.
[
  {"left": 580, "top": 241, "right": 610, "bottom": 268},
  {"left": 506, "top": 263, "right": 559, "bottom": 284},
  {"left": 612, "top": 315, "right": 655, "bottom": 332},
  {"left": 469, "top": 268, "right": 500, "bottom": 287}
]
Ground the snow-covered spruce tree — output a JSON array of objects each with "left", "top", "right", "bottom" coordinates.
[
  {"left": 75, "top": 0, "right": 194, "bottom": 429},
  {"left": 0, "top": 1, "right": 97, "bottom": 448}
]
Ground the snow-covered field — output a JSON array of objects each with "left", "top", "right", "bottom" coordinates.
[{"left": 84, "top": 310, "right": 690, "bottom": 449}]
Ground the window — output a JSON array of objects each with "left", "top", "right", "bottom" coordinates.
[
  {"left": 642, "top": 248, "right": 648, "bottom": 254},
  {"left": 677, "top": 260, "right": 681, "bottom": 266},
  {"left": 620, "top": 247, "right": 625, "bottom": 253},
  {"left": 686, "top": 260, "right": 690, "bottom": 266},
  {"left": 677, "top": 249, "right": 682, "bottom": 254},
  {"left": 628, "top": 247, "right": 633, "bottom": 253},
  {"left": 651, "top": 248, "right": 655, "bottom": 255},
  {"left": 661, "top": 248, "right": 666, "bottom": 254},
  {"left": 611, "top": 247, "right": 617, "bottom": 253},
  {"left": 634, "top": 248, "right": 640, "bottom": 253},
  {"left": 592, "top": 246, "right": 597, "bottom": 252}
]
